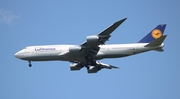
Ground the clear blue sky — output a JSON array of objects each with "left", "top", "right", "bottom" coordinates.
[{"left": 1, "top": 0, "right": 180, "bottom": 99}]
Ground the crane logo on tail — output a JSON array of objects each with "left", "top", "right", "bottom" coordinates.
[{"left": 152, "top": 29, "right": 162, "bottom": 39}]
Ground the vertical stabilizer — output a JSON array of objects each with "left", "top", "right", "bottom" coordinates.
[{"left": 138, "top": 24, "right": 166, "bottom": 43}]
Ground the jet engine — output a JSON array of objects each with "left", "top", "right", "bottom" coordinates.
[
  {"left": 86, "top": 35, "right": 99, "bottom": 44},
  {"left": 96, "top": 62, "right": 112, "bottom": 69},
  {"left": 69, "top": 46, "right": 81, "bottom": 52},
  {"left": 87, "top": 63, "right": 118, "bottom": 73},
  {"left": 87, "top": 66, "right": 101, "bottom": 73},
  {"left": 70, "top": 63, "right": 84, "bottom": 70}
]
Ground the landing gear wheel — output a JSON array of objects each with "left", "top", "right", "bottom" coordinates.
[
  {"left": 29, "top": 64, "right": 32, "bottom": 67},
  {"left": 28, "top": 61, "right": 32, "bottom": 67}
]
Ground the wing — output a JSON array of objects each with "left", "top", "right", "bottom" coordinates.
[
  {"left": 80, "top": 18, "right": 127, "bottom": 57},
  {"left": 69, "top": 18, "right": 126, "bottom": 73},
  {"left": 81, "top": 18, "right": 127, "bottom": 46}
]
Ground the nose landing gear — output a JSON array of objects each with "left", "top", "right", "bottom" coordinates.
[{"left": 28, "top": 61, "right": 32, "bottom": 67}]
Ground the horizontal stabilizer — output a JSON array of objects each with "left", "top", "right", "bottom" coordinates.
[
  {"left": 145, "top": 35, "right": 167, "bottom": 47},
  {"left": 154, "top": 48, "right": 164, "bottom": 52}
]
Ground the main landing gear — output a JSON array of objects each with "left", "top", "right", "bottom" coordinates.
[
  {"left": 28, "top": 61, "right": 32, "bottom": 67},
  {"left": 85, "top": 55, "right": 96, "bottom": 70}
]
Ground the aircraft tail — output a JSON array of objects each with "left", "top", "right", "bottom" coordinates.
[
  {"left": 138, "top": 24, "right": 166, "bottom": 43},
  {"left": 145, "top": 35, "right": 167, "bottom": 47},
  {"left": 144, "top": 35, "right": 167, "bottom": 52},
  {"left": 154, "top": 48, "right": 164, "bottom": 52}
]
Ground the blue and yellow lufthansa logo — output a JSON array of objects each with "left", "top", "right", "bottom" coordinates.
[{"left": 151, "top": 29, "right": 162, "bottom": 39}]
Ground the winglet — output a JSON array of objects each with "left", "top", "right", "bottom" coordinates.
[{"left": 145, "top": 35, "right": 167, "bottom": 47}]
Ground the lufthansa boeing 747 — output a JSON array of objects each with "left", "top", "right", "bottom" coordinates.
[{"left": 15, "top": 18, "right": 167, "bottom": 73}]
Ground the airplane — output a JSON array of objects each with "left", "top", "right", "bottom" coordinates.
[{"left": 14, "top": 18, "right": 167, "bottom": 73}]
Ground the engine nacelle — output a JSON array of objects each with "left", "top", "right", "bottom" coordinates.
[
  {"left": 69, "top": 46, "right": 81, "bottom": 52},
  {"left": 96, "top": 62, "right": 111, "bottom": 69},
  {"left": 70, "top": 63, "right": 84, "bottom": 70},
  {"left": 86, "top": 35, "right": 99, "bottom": 44},
  {"left": 87, "top": 66, "right": 101, "bottom": 73}
]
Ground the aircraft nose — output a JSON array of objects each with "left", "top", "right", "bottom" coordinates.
[
  {"left": 14, "top": 52, "right": 22, "bottom": 59},
  {"left": 14, "top": 52, "right": 20, "bottom": 58}
]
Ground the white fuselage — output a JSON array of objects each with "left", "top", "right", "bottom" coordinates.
[{"left": 14, "top": 43, "right": 163, "bottom": 62}]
